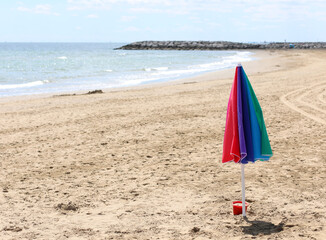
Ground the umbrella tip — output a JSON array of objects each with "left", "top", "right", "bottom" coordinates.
[{"left": 237, "top": 63, "right": 242, "bottom": 67}]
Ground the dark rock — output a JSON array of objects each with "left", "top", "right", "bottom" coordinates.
[
  {"left": 55, "top": 202, "right": 79, "bottom": 211},
  {"left": 3, "top": 226, "right": 23, "bottom": 232},
  {"left": 86, "top": 90, "right": 103, "bottom": 95},
  {"left": 191, "top": 227, "right": 200, "bottom": 233},
  {"left": 115, "top": 41, "right": 326, "bottom": 50}
]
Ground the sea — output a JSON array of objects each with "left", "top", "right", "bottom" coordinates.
[{"left": 0, "top": 43, "right": 254, "bottom": 97}]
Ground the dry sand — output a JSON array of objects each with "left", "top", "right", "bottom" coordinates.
[{"left": 0, "top": 50, "right": 325, "bottom": 239}]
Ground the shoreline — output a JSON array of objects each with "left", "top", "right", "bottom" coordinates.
[
  {"left": 0, "top": 50, "right": 276, "bottom": 103},
  {"left": 0, "top": 47, "right": 253, "bottom": 100},
  {"left": 1, "top": 49, "right": 325, "bottom": 239}
]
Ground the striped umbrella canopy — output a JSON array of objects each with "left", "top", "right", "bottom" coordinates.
[{"left": 222, "top": 64, "right": 272, "bottom": 216}]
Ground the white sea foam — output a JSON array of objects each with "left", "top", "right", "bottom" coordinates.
[
  {"left": 57, "top": 56, "right": 67, "bottom": 60},
  {"left": 151, "top": 69, "right": 196, "bottom": 76},
  {"left": 0, "top": 80, "right": 49, "bottom": 90},
  {"left": 119, "top": 77, "right": 161, "bottom": 87},
  {"left": 144, "top": 67, "right": 168, "bottom": 72},
  {"left": 105, "top": 69, "right": 113, "bottom": 72},
  {"left": 188, "top": 52, "right": 253, "bottom": 73},
  {"left": 119, "top": 51, "right": 254, "bottom": 90},
  {"left": 153, "top": 67, "right": 168, "bottom": 71}
]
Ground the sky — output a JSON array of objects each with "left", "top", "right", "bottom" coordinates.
[{"left": 1, "top": 0, "right": 326, "bottom": 43}]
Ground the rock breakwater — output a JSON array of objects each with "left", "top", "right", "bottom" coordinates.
[{"left": 116, "top": 41, "right": 326, "bottom": 50}]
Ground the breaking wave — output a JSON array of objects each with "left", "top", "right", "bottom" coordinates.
[{"left": 0, "top": 80, "right": 50, "bottom": 90}]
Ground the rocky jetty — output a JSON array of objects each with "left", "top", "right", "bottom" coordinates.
[{"left": 116, "top": 41, "right": 326, "bottom": 50}]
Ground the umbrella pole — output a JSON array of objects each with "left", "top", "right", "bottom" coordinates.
[{"left": 241, "top": 164, "right": 246, "bottom": 217}]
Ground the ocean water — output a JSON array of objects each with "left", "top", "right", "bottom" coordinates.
[{"left": 0, "top": 43, "right": 253, "bottom": 97}]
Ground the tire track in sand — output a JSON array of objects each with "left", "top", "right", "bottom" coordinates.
[
  {"left": 317, "top": 88, "right": 326, "bottom": 104},
  {"left": 280, "top": 82, "right": 326, "bottom": 125}
]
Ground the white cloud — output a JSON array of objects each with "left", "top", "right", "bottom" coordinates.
[
  {"left": 17, "top": 6, "right": 30, "bottom": 12},
  {"left": 173, "top": 24, "right": 204, "bottom": 33},
  {"left": 130, "top": 7, "right": 188, "bottom": 15},
  {"left": 86, "top": 14, "right": 99, "bottom": 18},
  {"left": 124, "top": 26, "right": 153, "bottom": 32},
  {"left": 125, "top": 26, "right": 140, "bottom": 32},
  {"left": 66, "top": 0, "right": 326, "bottom": 22},
  {"left": 67, "top": 0, "right": 177, "bottom": 11},
  {"left": 67, "top": 0, "right": 112, "bottom": 10},
  {"left": 17, "top": 4, "right": 59, "bottom": 16},
  {"left": 120, "top": 15, "right": 136, "bottom": 22}
]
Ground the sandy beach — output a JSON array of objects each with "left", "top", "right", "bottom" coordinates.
[{"left": 0, "top": 50, "right": 325, "bottom": 239}]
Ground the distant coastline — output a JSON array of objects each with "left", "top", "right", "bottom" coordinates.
[{"left": 116, "top": 41, "right": 326, "bottom": 50}]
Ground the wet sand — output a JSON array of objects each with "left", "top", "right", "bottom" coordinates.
[{"left": 0, "top": 50, "right": 325, "bottom": 239}]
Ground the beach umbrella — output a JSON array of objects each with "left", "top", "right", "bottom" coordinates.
[{"left": 222, "top": 64, "right": 272, "bottom": 216}]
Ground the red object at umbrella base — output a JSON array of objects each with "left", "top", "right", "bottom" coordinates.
[{"left": 232, "top": 201, "right": 249, "bottom": 215}]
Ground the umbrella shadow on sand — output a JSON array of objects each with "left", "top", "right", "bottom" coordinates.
[{"left": 241, "top": 217, "right": 284, "bottom": 236}]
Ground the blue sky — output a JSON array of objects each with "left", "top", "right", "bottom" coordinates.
[{"left": 1, "top": 0, "right": 326, "bottom": 42}]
